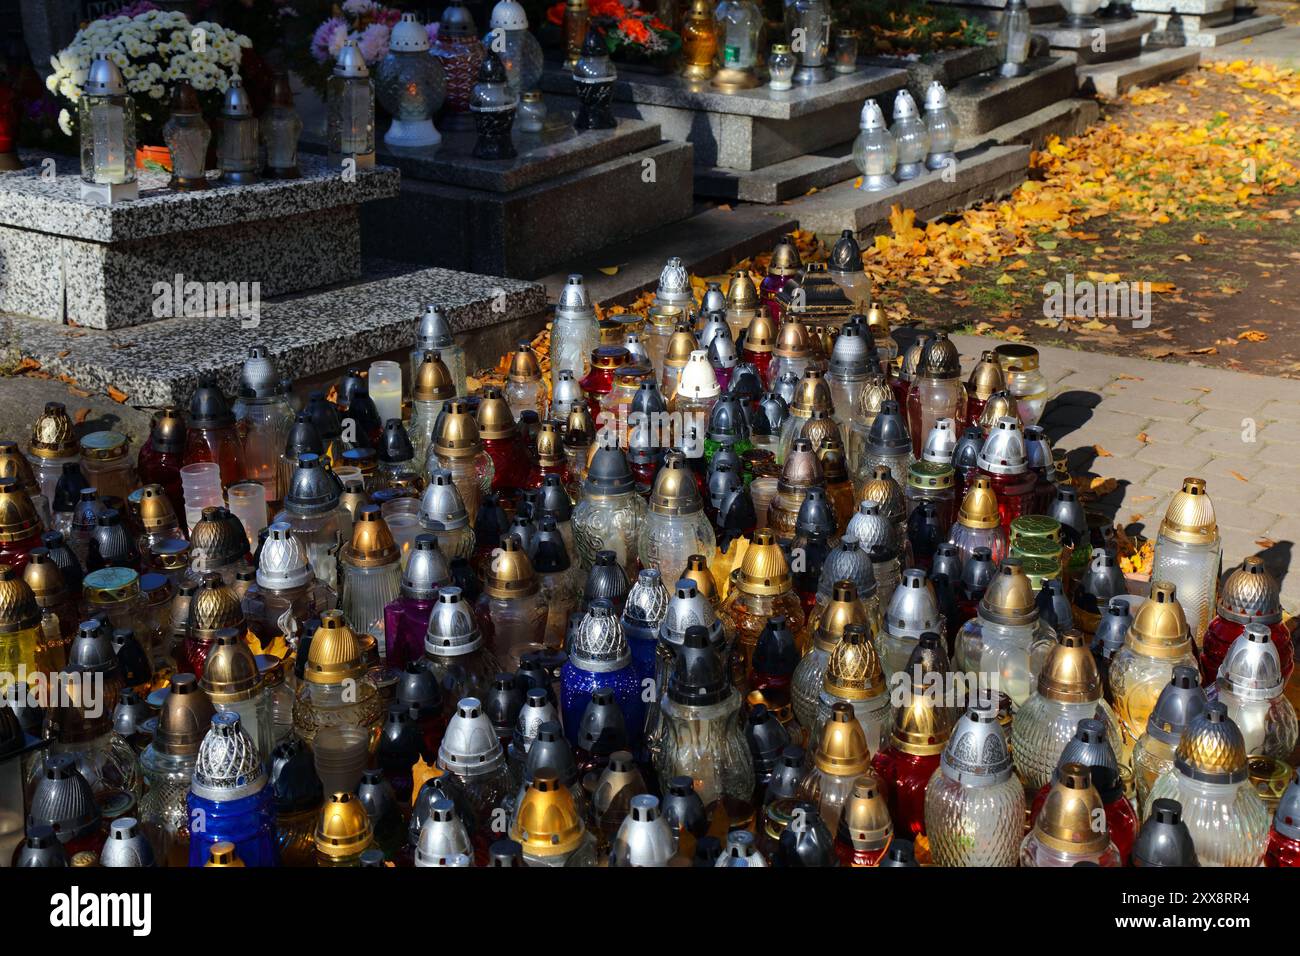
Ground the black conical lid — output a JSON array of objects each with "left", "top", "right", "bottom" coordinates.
[
  {"left": 907, "top": 501, "right": 942, "bottom": 563},
  {"left": 379, "top": 419, "right": 415, "bottom": 464},
  {"left": 358, "top": 768, "right": 400, "bottom": 828},
  {"left": 489, "top": 839, "right": 524, "bottom": 866},
  {"left": 449, "top": 557, "right": 481, "bottom": 604},
  {"left": 662, "top": 776, "right": 707, "bottom": 837},
  {"left": 1133, "top": 799, "right": 1199, "bottom": 867},
  {"left": 929, "top": 571, "right": 959, "bottom": 633},
  {"left": 795, "top": 488, "right": 837, "bottom": 539},
  {"left": 667, "top": 625, "right": 730, "bottom": 706},
  {"left": 531, "top": 517, "right": 571, "bottom": 574},
  {"left": 952, "top": 427, "right": 985, "bottom": 470},
  {"left": 961, "top": 547, "right": 995, "bottom": 599},
  {"left": 746, "top": 703, "right": 791, "bottom": 771},
  {"left": 534, "top": 475, "right": 573, "bottom": 523},
  {"left": 482, "top": 673, "right": 526, "bottom": 734},
  {"left": 880, "top": 839, "right": 919, "bottom": 867},
  {"left": 410, "top": 773, "right": 476, "bottom": 844},
  {"left": 111, "top": 628, "right": 151, "bottom": 687},
  {"left": 931, "top": 543, "right": 962, "bottom": 584},
  {"left": 42, "top": 531, "right": 82, "bottom": 592},
  {"left": 585, "top": 447, "right": 636, "bottom": 496},
  {"left": 479, "top": 47, "right": 508, "bottom": 83},
  {"left": 828, "top": 229, "right": 863, "bottom": 275},
  {"left": 576, "top": 688, "right": 628, "bottom": 756},
  {"left": 1056, "top": 717, "right": 1121, "bottom": 802},
  {"left": 268, "top": 736, "right": 323, "bottom": 813},
  {"left": 583, "top": 551, "right": 630, "bottom": 608},
  {"left": 776, "top": 802, "right": 838, "bottom": 867},
  {"left": 304, "top": 392, "right": 342, "bottom": 440},
  {"left": 396, "top": 660, "right": 442, "bottom": 714},
  {"left": 727, "top": 363, "right": 764, "bottom": 404},
  {"left": 284, "top": 413, "right": 323, "bottom": 458},
  {"left": 764, "top": 746, "right": 805, "bottom": 803},
  {"left": 1092, "top": 598, "right": 1133, "bottom": 658},
  {"left": 1036, "top": 578, "right": 1073, "bottom": 632},
  {"left": 867, "top": 400, "right": 911, "bottom": 454},
  {"left": 378, "top": 703, "right": 424, "bottom": 771},
  {"left": 718, "top": 486, "right": 757, "bottom": 539},
  {"left": 515, "top": 655, "right": 556, "bottom": 706},
  {"left": 693, "top": 835, "right": 723, "bottom": 866},
  {"left": 707, "top": 396, "right": 750, "bottom": 443},
  {"left": 524, "top": 720, "right": 577, "bottom": 786},
  {"left": 752, "top": 616, "right": 799, "bottom": 676},
  {"left": 475, "top": 494, "right": 511, "bottom": 554},
  {"left": 53, "top": 463, "right": 89, "bottom": 513},
  {"left": 188, "top": 378, "right": 235, "bottom": 428},
  {"left": 631, "top": 381, "right": 667, "bottom": 418}
]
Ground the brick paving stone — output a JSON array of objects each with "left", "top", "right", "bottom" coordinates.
[
  {"left": 1195, "top": 456, "right": 1268, "bottom": 484},
  {"left": 1096, "top": 392, "right": 1199, "bottom": 423},
  {"left": 1195, "top": 387, "right": 1269, "bottom": 414},
  {"left": 1260, "top": 401, "right": 1300, "bottom": 423},
  {"left": 1211, "top": 497, "right": 1277, "bottom": 533},
  {"left": 1191, "top": 429, "right": 1266, "bottom": 457},
  {"left": 1254, "top": 442, "right": 1300, "bottom": 468},
  {"left": 1250, "top": 488, "right": 1298, "bottom": 518},
  {"left": 1147, "top": 466, "right": 1261, "bottom": 505},
  {"left": 1257, "top": 422, "right": 1300, "bottom": 445},
  {"left": 1255, "top": 463, "right": 1300, "bottom": 490},
  {"left": 1066, "top": 438, "right": 1156, "bottom": 470},
  {"left": 1134, "top": 442, "right": 1213, "bottom": 472},
  {"left": 1135, "top": 420, "right": 1199, "bottom": 445},
  {"left": 1189, "top": 407, "right": 1254, "bottom": 433},
  {"left": 1054, "top": 370, "right": 1118, "bottom": 393}
]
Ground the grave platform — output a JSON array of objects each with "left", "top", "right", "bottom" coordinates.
[
  {"left": 0, "top": 260, "right": 547, "bottom": 407},
  {"left": 359, "top": 115, "right": 693, "bottom": 280},
  {"left": 1077, "top": 47, "right": 1202, "bottom": 95},
  {"left": 1037, "top": 15, "right": 1156, "bottom": 63},
  {"left": 0, "top": 154, "right": 398, "bottom": 331},
  {"left": 946, "top": 55, "right": 1079, "bottom": 136},
  {"left": 927, "top": 0, "right": 1068, "bottom": 24},
  {"left": 1144, "top": 8, "right": 1284, "bottom": 45},
  {"left": 537, "top": 64, "right": 909, "bottom": 173}
]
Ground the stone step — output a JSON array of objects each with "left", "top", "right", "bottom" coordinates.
[
  {"left": 1037, "top": 15, "right": 1156, "bottom": 64},
  {"left": 780, "top": 143, "right": 1031, "bottom": 242},
  {"left": 956, "top": 97, "right": 1101, "bottom": 153},
  {"left": 1077, "top": 47, "right": 1202, "bottom": 96},
  {"left": 946, "top": 55, "right": 1080, "bottom": 136},
  {"left": 2, "top": 262, "right": 547, "bottom": 408},
  {"left": 537, "top": 203, "right": 796, "bottom": 309},
  {"left": 926, "top": 0, "right": 1067, "bottom": 24},
  {"left": 1146, "top": 10, "right": 1283, "bottom": 45},
  {"left": 693, "top": 146, "right": 858, "bottom": 204}
]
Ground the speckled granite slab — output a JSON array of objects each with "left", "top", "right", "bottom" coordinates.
[
  {"left": 946, "top": 56, "right": 1079, "bottom": 136},
  {"left": 378, "top": 116, "right": 661, "bottom": 193},
  {"left": 1, "top": 263, "right": 546, "bottom": 407},
  {"left": 0, "top": 154, "right": 399, "bottom": 331},
  {"left": 539, "top": 66, "right": 908, "bottom": 171}
]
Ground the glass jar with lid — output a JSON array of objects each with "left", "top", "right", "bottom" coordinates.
[
  {"left": 994, "top": 344, "right": 1049, "bottom": 427},
  {"left": 79, "top": 431, "right": 137, "bottom": 503},
  {"left": 81, "top": 566, "right": 141, "bottom": 635}
]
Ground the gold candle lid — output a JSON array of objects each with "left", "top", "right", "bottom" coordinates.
[
  {"left": 647, "top": 303, "right": 684, "bottom": 331},
  {"left": 814, "top": 702, "right": 870, "bottom": 775},
  {"left": 1034, "top": 762, "right": 1110, "bottom": 855},
  {"left": 535, "top": 421, "right": 565, "bottom": 468},
  {"left": 683, "top": 554, "right": 716, "bottom": 605},
  {"left": 777, "top": 438, "right": 823, "bottom": 492},
  {"left": 665, "top": 328, "right": 698, "bottom": 368},
  {"left": 476, "top": 388, "right": 518, "bottom": 441},
  {"left": 200, "top": 628, "right": 264, "bottom": 703},
  {"left": 483, "top": 535, "right": 539, "bottom": 599},
  {"left": 978, "top": 392, "right": 1020, "bottom": 431},
  {"left": 773, "top": 321, "right": 812, "bottom": 360},
  {"left": 768, "top": 236, "right": 803, "bottom": 277},
  {"left": 813, "top": 580, "right": 868, "bottom": 652},
  {"left": 28, "top": 402, "right": 78, "bottom": 459},
  {"left": 510, "top": 770, "right": 585, "bottom": 856},
  {"left": 1127, "top": 582, "right": 1192, "bottom": 659},
  {"left": 649, "top": 451, "right": 703, "bottom": 516},
  {"left": 744, "top": 313, "right": 776, "bottom": 353},
  {"left": 508, "top": 344, "right": 542, "bottom": 383},
  {"left": 957, "top": 477, "right": 1000, "bottom": 529},
  {"left": 890, "top": 679, "right": 954, "bottom": 756},
  {"left": 839, "top": 776, "right": 892, "bottom": 849},
  {"left": 413, "top": 351, "right": 456, "bottom": 402},
  {"left": 305, "top": 611, "right": 368, "bottom": 684},
  {"left": 789, "top": 368, "right": 832, "bottom": 416},
  {"left": 22, "top": 550, "right": 67, "bottom": 607},
  {"left": 0, "top": 563, "right": 40, "bottom": 634},
  {"left": 78, "top": 430, "right": 129, "bottom": 462},
  {"left": 434, "top": 400, "right": 482, "bottom": 459},
  {"left": 967, "top": 350, "right": 1005, "bottom": 401},
  {"left": 0, "top": 442, "right": 39, "bottom": 497},
  {"left": 0, "top": 477, "right": 39, "bottom": 542},
  {"left": 1159, "top": 477, "right": 1217, "bottom": 545},
  {"left": 1036, "top": 629, "right": 1102, "bottom": 703},
  {"left": 860, "top": 466, "right": 905, "bottom": 522},
  {"left": 726, "top": 271, "right": 759, "bottom": 316},
  {"left": 154, "top": 673, "right": 215, "bottom": 756},
  {"left": 204, "top": 842, "right": 245, "bottom": 867},
  {"left": 736, "top": 529, "right": 792, "bottom": 597},
  {"left": 978, "top": 560, "right": 1039, "bottom": 627},
  {"left": 83, "top": 566, "right": 141, "bottom": 605},
  {"left": 994, "top": 343, "right": 1040, "bottom": 373},
  {"left": 315, "top": 791, "right": 374, "bottom": 859},
  {"left": 136, "top": 484, "right": 178, "bottom": 531},
  {"left": 341, "top": 505, "right": 400, "bottom": 568}
]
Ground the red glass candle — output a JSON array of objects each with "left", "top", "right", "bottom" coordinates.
[
  {"left": 579, "top": 346, "right": 629, "bottom": 426},
  {"left": 870, "top": 746, "right": 939, "bottom": 842},
  {"left": 184, "top": 423, "right": 245, "bottom": 490},
  {"left": 1201, "top": 556, "right": 1294, "bottom": 690},
  {"left": 1030, "top": 783, "right": 1138, "bottom": 864},
  {"left": 477, "top": 388, "right": 531, "bottom": 498},
  {"left": 137, "top": 407, "right": 187, "bottom": 518},
  {"left": 1267, "top": 828, "right": 1300, "bottom": 867}
]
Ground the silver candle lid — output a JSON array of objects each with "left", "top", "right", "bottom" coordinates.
[
  {"left": 438, "top": 697, "right": 507, "bottom": 777},
  {"left": 191, "top": 711, "right": 267, "bottom": 802}
]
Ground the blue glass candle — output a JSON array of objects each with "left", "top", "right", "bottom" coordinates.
[
  {"left": 621, "top": 569, "right": 670, "bottom": 687},
  {"left": 560, "top": 600, "right": 644, "bottom": 748},
  {"left": 186, "top": 712, "right": 278, "bottom": 867}
]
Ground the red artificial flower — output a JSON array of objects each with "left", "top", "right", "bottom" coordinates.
[
  {"left": 618, "top": 15, "right": 651, "bottom": 43},
  {"left": 547, "top": 1, "right": 565, "bottom": 25}
]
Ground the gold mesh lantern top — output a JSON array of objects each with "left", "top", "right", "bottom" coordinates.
[
  {"left": 824, "top": 623, "right": 885, "bottom": 700},
  {"left": 798, "top": 413, "right": 839, "bottom": 457},
  {"left": 434, "top": 400, "right": 482, "bottom": 460},
  {"left": 979, "top": 560, "right": 1038, "bottom": 627},
  {"left": 483, "top": 535, "right": 539, "bottom": 599},
  {"left": 136, "top": 484, "right": 177, "bottom": 531},
  {"left": 736, "top": 529, "right": 792, "bottom": 597},
  {"left": 967, "top": 350, "right": 1005, "bottom": 401},
  {"left": 22, "top": 551, "right": 66, "bottom": 607},
  {"left": 957, "top": 477, "right": 1000, "bottom": 530},
  {"left": 305, "top": 611, "right": 367, "bottom": 685},
  {"left": 813, "top": 580, "right": 869, "bottom": 652},
  {"left": 1034, "top": 763, "right": 1110, "bottom": 855},
  {"left": 315, "top": 792, "right": 374, "bottom": 859},
  {"left": 726, "top": 271, "right": 759, "bottom": 315},
  {"left": 341, "top": 505, "right": 400, "bottom": 568},
  {"left": 413, "top": 351, "right": 456, "bottom": 402},
  {"left": 978, "top": 393, "right": 1019, "bottom": 431},
  {"left": 789, "top": 369, "right": 833, "bottom": 416},
  {"left": 744, "top": 313, "right": 776, "bottom": 353},
  {"left": 508, "top": 344, "right": 542, "bottom": 383},
  {"left": 190, "top": 574, "right": 245, "bottom": 639},
  {"left": 649, "top": 451, "right": 703, "bottom": 516},
  {"left": 890, "top": 679, "right": 955, "bottom": 756},
  {"left": 683, "top": 554, "right": 716, "bottom": 606},
  {"left": 0, "top": 443, "right": 39, "bottom": 496},
  {"left": 1159, "top": 477, "right": 1217, "bottom": 546},
  {"left": 773, "top": 321, "right": 812, "bottom": 360},
  {"left": 813, "top": 702, "right": 871, "bottom": 776},
  {"left": 1175, "top": 704, "right": 1248, "bottom": 785},
  {"left": 200, "top": 629, "right": 263, "bottom": 704},
  {"left": 768, "top": 236, "right": 803, "bottom": 277},
  {"left": 0, "top": 564, "right": 39, "bottom": 634},
  {"left": 1127, "top": 582, "right": 1192, "bottom": 660},
  {"left": 476, "top": 388, "right": 518, "bottom": 441},
  {"left": 535, "top": 421, "right": 564, "bottom": 468},
  {"left": 1036, "top": 629, "right": 1102, "bottom": 704},
  {"left": 0, "top": 478, "right": 39, "bottom": 543},
  {"left": 29, "top": 402, "right": 78, "bottom": 459},
  {"left": 510, "top": 770, "right": 585, "bottom": 857},
  {"left": 856, "top": 375, "right": 892, "bottom": 422},
  {"left": 860, "top": 466, "right": 905, "bottom": 523}
]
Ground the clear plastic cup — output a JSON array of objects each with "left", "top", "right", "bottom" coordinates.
[
  {"left": 369, "top": 360, "right": 403, "bottom": 427},
  {"left": 227, "top": 481, "right": 269, "bottom": 545}
]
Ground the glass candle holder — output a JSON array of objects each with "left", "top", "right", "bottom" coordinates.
[
  {"left": 327, "top": 40, "right": 376, "bottom": 168},
  {"left": 78, "top": 54, "right": 137, "bottom": 203},
  {"left": 262, "top": 71, "right": 303, "bottom": 179},
  {"left": 161, "top": 81, "right": 209, "bottom": 191},
  {"left": 833, "top": 29, "right": 859, "bottom": 74},
  {"left": 853, "top": 99, "right": 897, "bottom": 191},
  {"left": 768, "top": 43, "right": 797, "bottom": 91},
  {"left": 217, "top": 76, "right": 258, "bottom": 185},
  {"left": 375, "top": 13, "right": 446, "bottom": 148}
]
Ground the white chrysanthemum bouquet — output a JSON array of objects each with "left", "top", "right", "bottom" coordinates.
[{"left": 46, "top": 7, "right": 252, "bottom": 144}]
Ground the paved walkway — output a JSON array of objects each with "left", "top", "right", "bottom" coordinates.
[
  {"left": 951, "top": 334, "right": 1300, "bottom": 612},
  {"left": 1215, "top": 24, "right": 1300, "bottom": 67}
]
